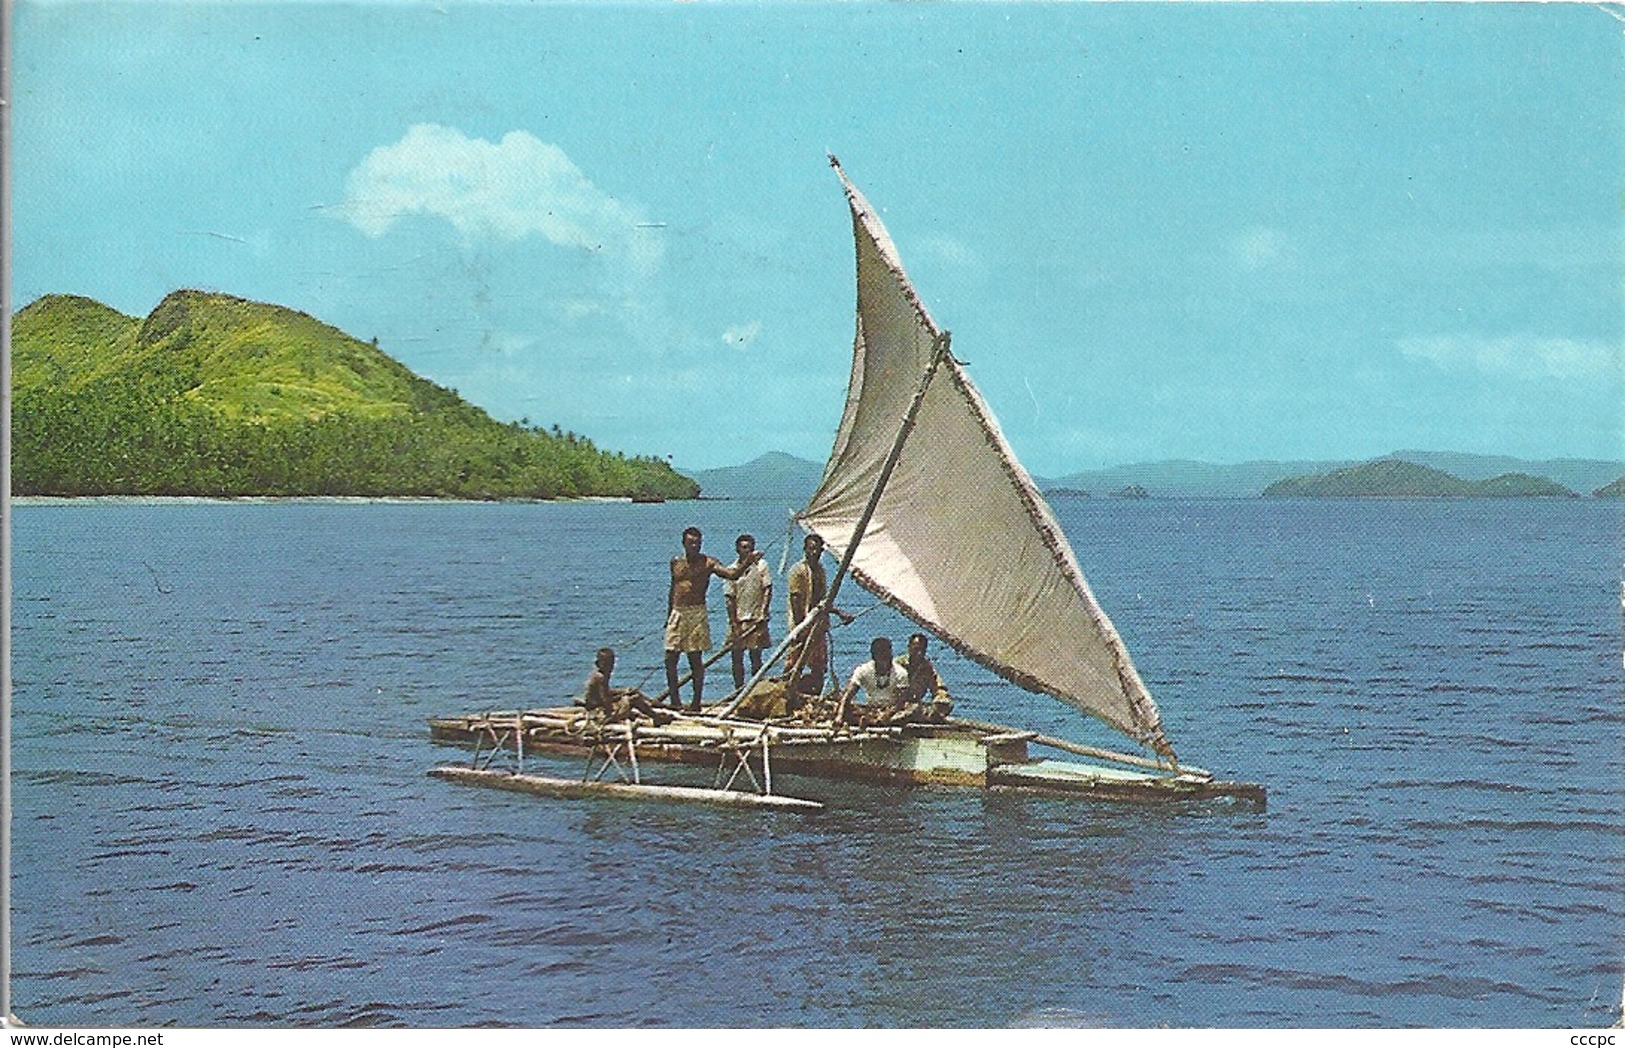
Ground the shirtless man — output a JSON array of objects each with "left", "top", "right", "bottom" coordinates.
[
  {"left": 785, "top": 533, "right": 853, "bottom": 699},
  {"left": 903, "top": 630, "right": 949, "bottom": 718},
  {"left": 666, "top": 526, "right": 758, "bottom": 712},
  {"left": 898, "top": 632, "right": 953, "bottom": 723},
  {"left": 581, "top": 647, "right": 668, "bottom": 724}
]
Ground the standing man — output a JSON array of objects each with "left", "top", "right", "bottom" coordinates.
[
  {"left": 785, "top": 533, "right": 853, "bottom": 698},
  {"left": 725, "top": 533, "right": 773, "bottom": 690},
  {"left": 666, "top": 526, "right": 757, "bottom": 713}
]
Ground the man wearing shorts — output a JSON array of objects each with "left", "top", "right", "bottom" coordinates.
[
  {"left": 666, "top": 526, "right": 758, "bottom": 713},
  {"left": 725, "top": 533, "right": 773, "bottom": 690}
]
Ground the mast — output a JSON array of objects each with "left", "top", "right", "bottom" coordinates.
[
  {"left": 716, "top": 156, "right": 949, "bottom": 718},
  {"left": 716, "top": 329, "right": 948, "bottom": 719}
]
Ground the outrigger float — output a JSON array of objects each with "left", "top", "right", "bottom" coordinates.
[{"left": 429, "top": 158, "right": 1266, "bottom": 813}]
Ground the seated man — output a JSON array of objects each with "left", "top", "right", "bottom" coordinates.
[
  {"left": 580, "top": 647, "right": 670, "bottom": 724},
  {"left": 834, "top": 636, "right": 910, "bottom": 726},
  {"left": 898, "top": 633, "right": 953, "bottom": 722}
]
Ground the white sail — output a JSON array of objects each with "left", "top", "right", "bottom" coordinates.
[{"left": 800, "top": 159, "right": 1170, "bottom": 752}]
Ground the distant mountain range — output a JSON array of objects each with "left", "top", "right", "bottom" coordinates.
[
  {"left": 28, "top": 288, "right": 1616, "bottom": 506},
  {"left": 687, "top": 450, "right": 1625, "bottom": 502},
  {"left": 1045, "top": 450, "right": 1624, "bottom": 499}
]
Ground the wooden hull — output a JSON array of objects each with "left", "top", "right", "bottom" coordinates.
[{"left": 428, "top": 709, "right": 1266, "bottom": 809}]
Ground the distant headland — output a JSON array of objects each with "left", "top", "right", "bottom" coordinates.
[
  {"left": 11, "top": 291, "right": 698, "bottom": 500},
  {"left": 1260, "top": 459, "right": 1588, "bottom": 499}
]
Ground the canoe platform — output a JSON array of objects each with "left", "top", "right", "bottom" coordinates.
[{"left": 427, "top": 707, "right": 1266, "bottom": 809}]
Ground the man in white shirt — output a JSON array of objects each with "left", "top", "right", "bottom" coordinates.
[
  {"left": 835, "top": 636, "right": 909, "bottom": 725},
  {"left": 725, "top": 533, "right": 773, "bottom": 690}
]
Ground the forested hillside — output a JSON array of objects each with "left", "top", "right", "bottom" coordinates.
[{"left": 11, "top": 290, "right": 697, "bottom": 500}]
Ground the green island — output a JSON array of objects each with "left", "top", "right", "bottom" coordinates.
[
  {"left": 1263, "top": 458, "right": 1580, "bottom": 498},
  {"left": 1593, "top": 476, "right": 1625, "bottom": 499},
  {"left": 11, "top": 290, "right": 698, "bottom": 500}
]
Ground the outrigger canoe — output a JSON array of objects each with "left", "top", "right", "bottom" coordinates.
[
  {"left": 429, "top": 707, "right": 1265, "bottom": 810},
  {"left": 429, "top": 157, "right": 1266, "bottom": 812}
]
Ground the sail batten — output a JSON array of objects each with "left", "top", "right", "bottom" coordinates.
[{"left": 805, "top": 158, "right": 1170, "bottom": 752}]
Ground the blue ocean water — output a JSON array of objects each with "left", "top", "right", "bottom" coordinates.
[{"left": 10, "top": 497, "right": 1623, "bottom": 1027}]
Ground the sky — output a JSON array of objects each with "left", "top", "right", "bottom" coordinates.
[{"left": 9, "top": 1, "right": 1623, "bottom": 473}]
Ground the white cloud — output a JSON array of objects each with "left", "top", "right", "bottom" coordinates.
[
  {"left": 722, "top": 320, "right": 762, "bottom": 348},
  {"left": 1398, "top": 334, "right": 1623, "bottom": 381},
  {"left": 920, "top": 235, "right": 978, "bottom": 269},
  {"left": 339, "top": 124, "right": 662, "bottom": 279},
  {"left": 1230, "top": 227, "right": 1291, "bottom": 270}
]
